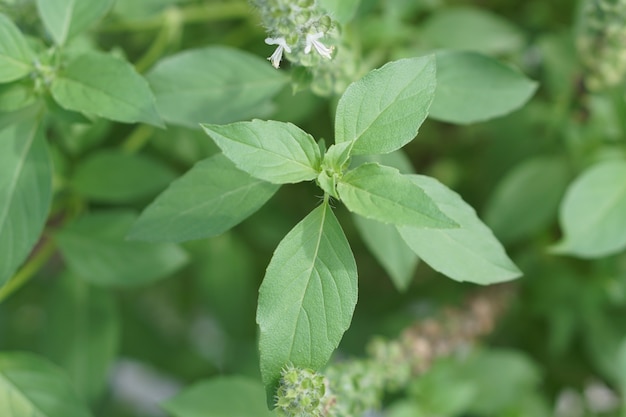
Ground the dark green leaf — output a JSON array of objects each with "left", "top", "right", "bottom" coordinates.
[
  {"left": 0, "top": 13, "right": 35, "bottom": 83},
  {"left": 36, "top": 0, "right": 114, "bottom": 45}
]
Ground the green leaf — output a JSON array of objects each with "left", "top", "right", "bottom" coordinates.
[
  {"left": 0, "top": 81, "right": 37, "bottom": 111},
  {"left": 36, "top": 0, "right": 114, "bottom": 45},
  {"left": 317, "top": 0, "right": 360, "bottom": 23},
  {"left": 420, "top": 7, "right": 524, "bottom": 54},
  {"left": 337, "top": 163, "right": 456, "bottom": 228},
  {"left": 41, "top": 273, "right": 119, "bottom": 403},
  {"left": 51, "top": 51, "right": 163, "bottom": 126},
  {"left": 334, "top": 56, "right": 436, "bottom": 155},
  {"left": 202, "top": 120, "right": 321, "bottom": 184},
  {"left": 0, "top": 13, "right": 35, "bottom": 83},
  {"left": 0, "top": 352, "right": 93, "bottom": 417},
  {"left": 429, "top": 51, "right": 537, "bottom": 124},
  {"left": 147, "top": 46, "right": 287, "bottom": 127},
  {"left": 162, "top": 376, "right": 274, "bottom": 417},
  {"left": 257, "top": 202, "right": 358, "bottom": 393},
  {"left": 398, "top": 175, "right": 521, "bottom": 284},
  {"left": 353, "top": 215, "right": 418, "bottom": 291},
  {"left": 0, "top": 117, "right": 52, "bottom": 287},
  {"left": 552, "top": 159, "right": 626, "bottom": 258},
  {"left": 128, "top": 154, "right": 280, "bottom": 242},
  {"left": 56, "top": 211, "right": 188, "bottom": 287},
  {"left": 71, "top": 150, "right": 176, "bottom": 203},
  {"left": 484, "top": 156, "right": 570, "bottom": 244}
]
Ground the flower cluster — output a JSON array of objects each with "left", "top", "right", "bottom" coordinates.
[
  {"left": 275, "top": 364, "right": 334, "bottom": 417},
  {"left": 577, "top": 0, "right": 626, "bottom": 90}
]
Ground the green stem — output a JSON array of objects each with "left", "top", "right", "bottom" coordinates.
[
  {"left": 121, "top": 124, "right": 155, "bottom": 154},
  {"left": 0, "top": 238, "right": 56, "bottom": 304}
]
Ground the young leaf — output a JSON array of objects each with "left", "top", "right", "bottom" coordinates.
[
  {"left": 41, "top": 273, "right": 119, "bottom": 403},
  {"left": 353, "top": 215, "right": 418, "bottom": 291},
  {"left": 257, "top": 202, "right": 358, "bottom": 394},
  {"left": 337, "top": 163, "right": 456, "bottom": 228},
  {"left": 56, "top": 211, "right": 188, "bottom": 287},
  {"left": 51, "top": 51, "right": 163, "bottom": 126},
  {"left": 162, "top": 376, "right": 274, "bottom": 417},
  {"left": 429, "top": 51, "right": 537, "bottom": 124},
  {"left": 147, "top": 46, "right": 287, "bottom": 127},
  {"left": 398, "top": 175, "right": 521, "bottom": 285},
  {"left": 128, "top": 154, "right": 280, "bottom": 242},
  {"left": 0, "top": 352, "right": 93, "bottom": 417},
  {"left": 0, "top": 13, "right": 35, "bottom": 83},
  {"left": 552, "top": 159, "right": 626, "bottom": 258},
  {"left": 334, "top": 56, "right": 436, "bottom": 155},
  {"left": 36, "top": 0, "right": 114, "bottom": 46},
  {"left": 202, "top": 120, "right": 322, "bottom": 184},
  {"left": 71, "top": 150, "right": 176, "bottom": 203},
  {"left": 0, "top": 117, "right": 52, "bottom": 287}
]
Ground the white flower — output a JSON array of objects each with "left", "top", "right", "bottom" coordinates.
[
  {"left": 304, "top": 32, "right": 333, "bottom": 59},
  {"left": 265, "top": 37, "right": 292, "bottom": 68}
]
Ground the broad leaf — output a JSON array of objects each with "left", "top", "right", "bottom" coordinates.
[
  {"left": 353, "top": 215, "right": 418, "bottom": 291},
  {"left": 429, "top": 51, "right": 537, "bottom": 124},
  {"left": 0, "top": 117, "right": 52, "bottom": 287},
  {"left": 399, "top": 175, "right": 521, "bottom": 284},
  {"left": 202, "top": 120, "right": 321, "bottom": 184},
  {"left": 335, "top": 56, "right": 436, "bottom": 155},
  {"left": 51, "top": 51, "right": 162, "bottom": 126},
  {"left": 257, "top": 202, "right": 358, "bottom": 393},
  {"left": 162, "top": 376, "right": 274, "bottom": 417},
  {"left": 552, "top": 159, "right": 626, "bottom": 258},
  {"left": 484, "top": 156, "right": 570, "bottom": 244},
  {"left": 0, "top": 13, "right": 35, "bottom": 83},
  {"left": 148, "top": 47, "right": 287, "bottom": 127},
  {"left": 42, "top": 273, "right": 119, "bottom": 403},
  {"left": 337, "top": 163, "right": 456, "bottom": 228},
  {"left": 56, "top": 211, "right": 188, "bottom": 286},
  {"left": 0, "top": 81, "right": 37, "bottom": 111},
  {"left": 71, "top": 150, "right": 176, "bottom": 203},
  {"left": 129, "top": 154, "right": 280, "bottom": 242},
  {"left": 36, "top": 0, "right": 114, "bottom": 45},
  {"left": 318, "top": 0, "right": 360, "bottom": 23},
  {"left": 0, "top": 352, "right": 93, "bottom": 417}
]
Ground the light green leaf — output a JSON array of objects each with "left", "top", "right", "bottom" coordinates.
[
  {"left": 337, "top": 163, "right": 456, "bottom": 228},
  {"left": 0, "top": 81, "right": 37, "bottom": 111},
  {"left": 128, "top": 154, "right": 280, "bottom": 242},
  {"left": 71, "top": 150, "right": 176, "bottom": 203},
  {"left": 353, "top": 215, "right": 418, "bottom": 291},
  {"left": 36, "top": 0, "right": 114, "bottom": 45},
  {"left": 41, "top": 273, "right": 119, "bottom": 403},
  {"left": 0, "top": 13, "right": 35, "bottom": 83},
  {"left": 484, "top": 156, "right": 570, "bottom": 244},
  {"left": 335, "top": 56, "right": 436, "bottom": 155},
  {"left": 429, "top": 51, "right": 537, "bottom": 124},
  {"left": 257, "top": 202, "right": 358, "bottom": 393},
  {"left": 420, "top": 7, "right": 524, "bottom": 54},
  {"left": 147, "top": 46, "right": 287, "bottom": 127},
  {"left": 552, "top": 159, "right": 626, "bottom": 258},
  {"left": 0, "top": 352, "right": 93, "bottom": 417},
  {"left": 202, "top": 120, "right": 321, "bottom": 184},
  {"left": 51, "top": 51, "right": 163, "bottom": 126},
  {"left": 162, "top": 376, "right": 274, "bottom": 417},
  {"left": 399, "top": 175, "right": 521, "bottom": 284},
  {"left": 0, "top": 117, "right": 52, "bottom": 287},
  {"left": 56, "top": 211, "right": 188, "bottom": 287},
  {"left": 317, "top": 0, "right": 360, "bottom": 23}
]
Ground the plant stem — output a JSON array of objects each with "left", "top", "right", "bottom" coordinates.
[
  {"left": 121, "top": 124, "right": 155, "bottom": 154},
  {"left": 0, "top": 238, "right": 56, "bottom": 304}
]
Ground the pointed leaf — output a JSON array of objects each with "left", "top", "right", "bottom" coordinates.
[
  {"left": 0, "top": 117, "right": 52, "bottom": 287},
  {"left": 202, "top": 120, "right": 321, "bottom": 184},
  {"left": 337, "top": 163, "right": 456, "bottom": 228},
  {"left": 552, "top": 160, "right": 626, "bottom": 258},
  {"left": 36, "top": 0, "right": 114, "bottom": 45},
  {"left": 0, "top": 13, "right": 35, "bottom": 83},
  {"left": 429, "top": 51, "right": 537, "bottom": 124},
  {"left": 335, "top": 56, "right": 436, "bottom": 155},
  {"left": 56, "top": 211, "right": 188, "bottom": 287},
  {"left": 129, "top": 154, "right": 280, "bottom": 242},
  {"left": 257, "top": 202, "right": 358, "bottom": 393},
  {"left": 398, "top": 175, "right": 521, "bottom": 284},
  {"left": 51, "top": 51, "right": 162, "bottom": 126},
  {"left": 0, "top": 352, "right": 93, "bottom": 417}
]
